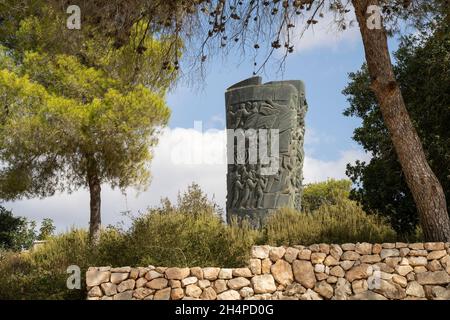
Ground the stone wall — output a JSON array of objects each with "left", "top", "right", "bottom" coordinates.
[{"left": 86, "top": 242, "right": 450, "bottom": 300}]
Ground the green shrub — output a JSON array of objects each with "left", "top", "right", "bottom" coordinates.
[
  {"left": 262, "top": 198, "right": 397, "bottom": 246},
  {"left": 0, "top": 229, "right": 89, "bottom": 300},
  {"left": 94, "top": 227, "right": 129, "bottom": 267},
  {"left": 124, "top": 210, "right": 257, "bottom": 267},
  {"left": 302, "top": 179, "right": 351, "bottom": 212},
  {"left": 0, "top": 228, "right": 134, "bottom": 300},
  {"left": 0, "top": 249, "right": 34, "bottom": 299},
  {"left": 119, "top": 183, "right": 257, "bottom": 267}
]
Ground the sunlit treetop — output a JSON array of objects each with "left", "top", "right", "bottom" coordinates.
[
  {"left": 0, "top": 1, "right": 180, "bottom": 91},
  {"left": 0, "top": 2, "right": 178, "bottom": 200}
]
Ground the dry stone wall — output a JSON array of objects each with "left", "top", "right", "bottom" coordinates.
[{"left": 86, "top": 242, "right": 450, "bottom": 300}]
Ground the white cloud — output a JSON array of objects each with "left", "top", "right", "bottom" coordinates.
[
  {"left": 4, "top": 128, "right": 369, "bottom": 232},
  {"left": 205, "top": 114, "right": 226, "bottom": 129},
  {"left": 290, "top": 10, "right": 360, "bottom": 53},
  {"left": 304, "top": 149, "right": 370, "bottom": 184}
]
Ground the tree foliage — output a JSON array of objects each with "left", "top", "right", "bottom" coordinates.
[
  {"left": 0, "top": 0, "right": 179, "bottom": 89},
  {"left": 302, "top": 179, "right": 351, "bottom": 212},
  {"left": 38, "top": 218, "right": 55, "bottom": 240},
  {"left": 0, "top": 206, "right": 37, "bottom": 250},
  {"left": 0, "top": 55, "right": 170, "bottom": 197},
  {"left": 343, "top": 21, "right": 450, "bottom": 235},
  {"left": 0, "top": 1, "right": 178, "bottom": 240}
]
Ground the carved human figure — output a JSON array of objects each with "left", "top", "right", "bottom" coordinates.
[
  {"left": 231, "top": 171, "right": 243, "bottom": 208},
  {"left": 240, "top": 165, "right": 249, "bottom": 181},
  {"left": 228, "top": 103, "right": 243, "bottom": 129},
  {"left": 243, "top": 102, "right": 260, "bottom": 129},
  {"left": 240, "top": 170, "right": 257, "bottom": 208},
  {"left": 254, "top": 173, "right": 267, "bottom": 208},
  {"left": 237, "top": 103, "right": 254, "bottom": 128}
]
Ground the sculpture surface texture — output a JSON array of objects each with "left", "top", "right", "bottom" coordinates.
[{"left": 225, "top": 77, "right": 308, "bottom": 226}]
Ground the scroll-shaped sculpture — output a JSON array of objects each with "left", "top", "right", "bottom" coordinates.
[{"left": 225, "top": 77, "right": 308, "bottom": 227}]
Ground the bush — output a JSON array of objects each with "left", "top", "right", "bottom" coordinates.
[
  {"left": 122, "top": 184, "right": 256, "bottom": 267},
  {"left": 0, "top": 249, "right": 33, "bottom": 299},
  {"left": 124, "top": 211, "right": 257, "bottom": 267},
  {"left": 262, "top": 198, "right": 398, "bottom": 246},
  {"left": 0, "top": 230, "right": 89, "bottom": 300},
  {"left": 0, "top": 228, "right": 134, "bottom": 300},
  {"left": 302, "top": 179, "right": 352, "bottom": 212}
]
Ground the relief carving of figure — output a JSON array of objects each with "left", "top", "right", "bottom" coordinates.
[
  {"left": 229, "top": 103, "right": 255, "bottom": 128},
  {"left": 254, "top": 173, "right": 267, "bottom": 208},
  {"left": 240, "top": 170, "right": 256, "bottom": 208},
  {"left": 231, "top": 170, "right": 243, "bottom": 208},
  {"left": 243, "top": 102, "right": 260, "bottom": 129}
]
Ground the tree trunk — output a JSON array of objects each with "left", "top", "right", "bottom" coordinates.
[
  {"left": 352, "top": 0, "right": 450, "bottom": 241},
  {"left": 87, "top": 162, "right": 101, "bottom": 245}
]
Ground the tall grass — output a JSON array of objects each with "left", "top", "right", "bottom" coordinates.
[
  {"left": 262, "top": 199, "right": 398, "bottom": 246},
  {"left": 0, "top": 230, "right": 89, "bottom": 300},
  {"left": 125, "top": 211, "right": 257, "bottom": 267}
]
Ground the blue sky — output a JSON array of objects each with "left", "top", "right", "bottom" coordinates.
[
  {"left": 167, "top": 46, "right": 366, "bottom": 162},
  {"left": 167, "top": 27, "right": 400, "bottom": 161},
  {"left": 4, "top": 21, "right": 404, "bottom": 232}
]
